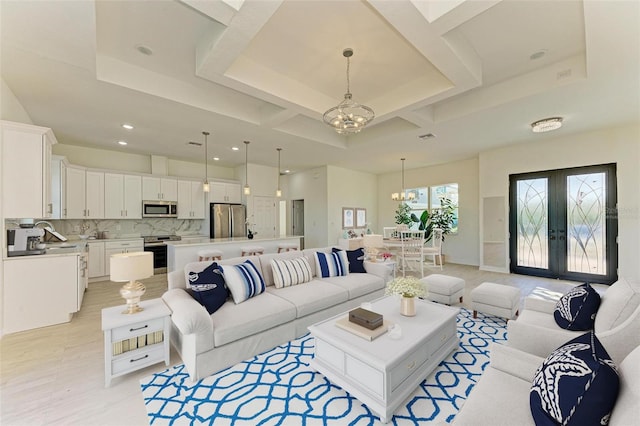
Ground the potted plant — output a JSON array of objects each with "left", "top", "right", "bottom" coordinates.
[
  {"left": 429, "top": 197, "right": 456, "bottom": 242},
  {"left": 394, "top": 203, "right": 412, "bottom": 227}
]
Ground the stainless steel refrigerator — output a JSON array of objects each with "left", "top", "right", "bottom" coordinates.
[{"left": 210, "top": 203, "right": 246, "bottom": 238}]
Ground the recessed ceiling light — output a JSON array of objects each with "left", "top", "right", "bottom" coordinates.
[
  {"left": 531, "top": 117, "right": 563, "bottom": 133},
  {"left": 121, "top": 124, "right": 134, "bottom": 130},
  {"left": 135, "top": 45, "right": 153, "bottom": 56},
  {"left": 231, "top": 146, "right": 239, "bottom": 151},
  {"left": 213, "top": 157, "right": 220, "bottom": 161},
  {"left": 117, "top": 140, "right": 128, "bottom": 146},
  {"left": 530, "top": 49, "right": 547, "bottom": 60}
]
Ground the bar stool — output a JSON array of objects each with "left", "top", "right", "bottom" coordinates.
[
  {"left": 240, "top": 246, "right": 264, "bottom": 256},
  {"left": 277, "top": 243, "right": 299, "bottom": 253},
  {"left": 197, "top": 249, "right": 223, "bottom": 262}
]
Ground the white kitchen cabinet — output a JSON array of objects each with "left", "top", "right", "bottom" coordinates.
[
  {"left": 177, "top": 180, "right": 205, "bottom": 219},
  {"left": 1, "top": 120, "right": 57, "bottom": 218},
  {"left": 142, "top": 176, "right": 177, "bottom": 201},
  {"left": 3, "top": 254, "right": 79, "bottom": 334},
  {"left": 104, "top": 239, "right": 144, "bottom": 277},
  {"left": 88, "top": 241, "right": 106, "bottom": 278},
  {"left": 50, "top": 156, "right": 67, "bottom": 219},
  {"left": 104, "top": 173, "right": 142, "bottom": 219},
  {"left": 210, "top": 181, "right": 241, "bottom": 203},
  {"left": 65, "top": 167, "right": 104, "bottom": 219}
]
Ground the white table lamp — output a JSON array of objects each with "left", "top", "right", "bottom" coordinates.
[
  {"left": 110, "top": 251, "right": 153, "bottom": 314},
  {"left": 363, "top": 234, "right": 384, "bottom": 261}
]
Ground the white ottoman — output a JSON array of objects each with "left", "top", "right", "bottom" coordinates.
[
  {"left": 470, "top": 282, "right": 521, "bottom": 320},
  {"left": 421, "top": 274, "right": 465, "bottom": 305}
]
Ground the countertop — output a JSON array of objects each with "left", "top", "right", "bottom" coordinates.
[{"left": 165, "top": 235, "right": 303, "bottom": 247}]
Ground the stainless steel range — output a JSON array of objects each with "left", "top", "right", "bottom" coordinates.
[{"left": 143, "top": 235, "right": 181, "bottom": 274}]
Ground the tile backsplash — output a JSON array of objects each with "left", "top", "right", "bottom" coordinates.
[{"left": 48, "top": 218, "right": 206, "bottom": 239}]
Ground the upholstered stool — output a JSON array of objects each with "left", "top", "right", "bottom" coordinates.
[
  {"left": 197, "top": 249, "right": 223, "bottom": 261},
  {"left": 277, "top": 243, "right": 299, "bottom": 253},
  {"left": 240, "top": 246, "right": 264, "bottom": 256},
  {"left": 421, "top": 274, "right": 465, "bottom": 305},
  {"left": 470, "top": 282, "right": 521, "bottom": 320}
]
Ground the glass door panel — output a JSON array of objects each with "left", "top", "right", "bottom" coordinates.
[
  {"left": 516, "top": 178, "right": 548, "bottom": 269},
  {"left": 566, "top": 172, "right": 607, "bottom": 275}
]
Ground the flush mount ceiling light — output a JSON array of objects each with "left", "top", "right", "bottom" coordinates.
[
  {"left": 323, "top": 48, "right": 374, "bottom": 135},
  {"left": 391, "top": 158, "right": 415, "bottom": 201},
  {"left": 202, "top": 131, "right": 210, "bottom": 193},
  {"left": 121, "top": 123, "right": 134, "bottom": 130},
  {"left": 531, "top": 117, "right": 563, "bottom": 133},
  {"left": 276, "top": 148, "right": 282, "bottom": 198},
  {"left": 243, "top": 141, "right": 251, "bottom": 196}
]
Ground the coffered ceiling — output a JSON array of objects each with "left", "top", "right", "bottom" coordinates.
[{"left": 1, "top": 0, "right": 638, "bottom": 174}]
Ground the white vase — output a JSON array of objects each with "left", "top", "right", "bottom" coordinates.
[{"left": 400, "top": 296, "right": 416, "bottom": 317}]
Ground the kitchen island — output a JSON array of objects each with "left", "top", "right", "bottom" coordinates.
[{"left": 166, "top": 235, "right": 303, "bottom": 272}]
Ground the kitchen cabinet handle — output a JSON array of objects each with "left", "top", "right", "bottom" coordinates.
[{"left": 47, "top": 203, "right": 53, "bottom": 213}]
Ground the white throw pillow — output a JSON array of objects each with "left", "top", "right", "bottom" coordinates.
[
  {"left": 220, "top": 260, "right": 265, "bottom": 304},
  {"left": 314, "top": 250, "right": 349, "bottom": 278},
  {"left": 270, "top": 257, "right": 313, "bottom": 289}
]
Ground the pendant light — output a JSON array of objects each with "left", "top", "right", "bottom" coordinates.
[
  {"left": 323, "top": 48, "right": 375, "bottom": 134},
  {"left": 202, "top": 131, "right": 210, "bottom": 193},
  {"left": 243, "top": 140, "right": 251, "bottom": 195},
  {"left": 391, "top": 158, "right": 415, "bottom": 201},
  {"left": 276, "top": 148, "right": 282, "bottom": 197}
]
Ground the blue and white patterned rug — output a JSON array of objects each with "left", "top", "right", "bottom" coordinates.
[{"left": 141, "top": 309, "right": 507, "bottom": 425}]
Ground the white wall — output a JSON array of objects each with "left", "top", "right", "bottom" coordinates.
[
  {"left": 377, "top": 157, "right": 480, "bottom": 265},
  {"left": 0, "top": 78, "right": 33, "bottom": 124},
  {"left": 479, "top": 123, "right": 640, "bottom": 281},
  {"left": 52, "top": 143, "right": 235, "bottom": 179},
  {"left": 327, "top": 166, "right": 378, "bottom": 243},
  {"left": 287, "top": 167, "right": 328, "bottom": 249}
]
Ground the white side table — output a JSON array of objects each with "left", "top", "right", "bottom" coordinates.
[{"left": 101, "top": 298, "right": 171, "bottom": 387}]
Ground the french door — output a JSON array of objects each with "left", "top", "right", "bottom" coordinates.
[{"left": 509, "top": 164, "right": 618, "bottom": 284}]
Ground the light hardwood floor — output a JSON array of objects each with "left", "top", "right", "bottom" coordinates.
[{"left": 0, "top": 264, "right": 581, "bottom": 426}]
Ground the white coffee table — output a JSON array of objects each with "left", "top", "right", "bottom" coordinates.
[{"left": 308, "top": 296, "right": 459, "bottom": 423}]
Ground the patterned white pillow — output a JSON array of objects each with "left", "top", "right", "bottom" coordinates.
[
  {"left": 220, "top": 260, "right": 265, "bottom": 304},
  {"left": 271, "top": 257, "right": 313, "bottom": 289},
  {"left": 314, "top": 250, "right": 349, "bottom": 278}
]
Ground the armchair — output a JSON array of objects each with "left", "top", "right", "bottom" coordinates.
[
  {"left": 453, "top": 343, "right": 640, "bottom": 425},
  {"left": 507, "top": 277, "right": 640, "bottom": 365}
]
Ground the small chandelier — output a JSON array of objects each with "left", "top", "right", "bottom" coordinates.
[
  {"left": 531, "top": 117, "right": 563, "bottom": 133},
  {"left": 276, "top": 148, "right": 282, "bottom": 198},
  {"left": 243, "top": 141, "right": 251, "bottom": 195},
  {"left": 391, "top": 158, "right": 415, "bottom": 201},
  {"left": 323, "top": 48, "right": 374, "bottom": 135},
  {"left": 202, "top": 131, "right": 210, "bottom": 193}
]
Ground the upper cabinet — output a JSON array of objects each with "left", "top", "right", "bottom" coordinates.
[
  {"left": 142, "top": 176, "right": 178, "bottom": 201},
  {"left": 65, "top": 167, "right": 104, "bottom": 219},
  {"left": 1, "top": 121, "right": 57, "bottom": 218},
  {"left": 210, "top": 182, "right": 241, "bottom": 204},
  {"left": 104, "top": 173, "right": 142, "bottom": 219},
  {"left": 177, "top": 180, "right": 205, "bottom": 219}
]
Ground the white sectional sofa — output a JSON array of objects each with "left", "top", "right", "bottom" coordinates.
[{"left": 162, "top": 247, "right": 391, "bottom": 381}]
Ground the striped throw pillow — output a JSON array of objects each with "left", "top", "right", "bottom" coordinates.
[
  {"left": 271, "top": 257, "right": 313, "bottom": 288},
  {"left": 220, "top": 260, "right": 266, "bottom": 304},
  {"left": 314, "top": 251, "right": 349, "bottom": 278}
]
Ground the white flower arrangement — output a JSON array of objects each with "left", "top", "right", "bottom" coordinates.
[{"left": 385, "top": 276, "right": 427, "bottom": 298}]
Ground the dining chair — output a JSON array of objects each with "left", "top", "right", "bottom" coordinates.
[
  {"left": 399, "top": 230, "right": 425, "bottom": 277},
  {"left": 423, "top": 228, "right": 443, "bottom": 270}
]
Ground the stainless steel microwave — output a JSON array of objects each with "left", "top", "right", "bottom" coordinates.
[{"left": 142, "top": 201, "right": 177, "bottom": 218}]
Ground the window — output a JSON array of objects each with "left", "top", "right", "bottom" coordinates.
[{"left": 404, "top": 183, "right": 459, "bottom": 234}]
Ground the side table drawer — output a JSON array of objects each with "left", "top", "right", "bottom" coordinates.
[
  {"left": 112, "top": 317, "right": 164, "bottom": 341},
  {"left": 112, "top": 344, "right": 165, "bottom": 375},
  {"left": 389, "top": 345, "right": 429, "bottom": 392}
]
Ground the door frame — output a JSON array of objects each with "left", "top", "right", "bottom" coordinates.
[{"left": 509, "top": 163, "right": 618, "bottom": 284}]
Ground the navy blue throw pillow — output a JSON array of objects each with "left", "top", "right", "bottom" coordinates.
[
  {"left": 530, "top": 331, "right": 619, "bottom": 426},
  {"left": 186, "top": 262, "right": 229, "bottom": 314},
  {"left": 333, "top": 247, "right": 366, "bottom": 273},
  {"left": 554, "top": 283, "right": 601, "bottom": 330}
]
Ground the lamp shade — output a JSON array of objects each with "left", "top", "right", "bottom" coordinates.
[
  {"left": 110, "top": 252, "right": 153, "bottom": 282},
  {"left": 363, "top": 234, "right": 384, "bottom": 249}
]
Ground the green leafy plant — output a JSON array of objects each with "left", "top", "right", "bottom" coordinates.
[
  {"left": 394, "top": 203, "right": 412, "bottom": 226},
  {"left": 430, "top": 197, "right": 456, "bottom": 242}
]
